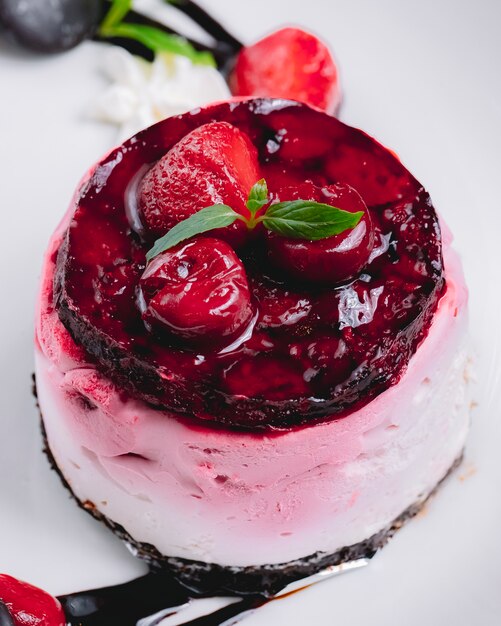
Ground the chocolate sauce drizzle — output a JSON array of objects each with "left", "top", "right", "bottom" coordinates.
[
  {"left": 58, "top": 571, "right": 266, "bottom": 626},
  {"left": 97, "top": 0, "right": 242, "bottom": 68},
  {"left": 167, "top": 0, "right": 242, "bottom": 51}
]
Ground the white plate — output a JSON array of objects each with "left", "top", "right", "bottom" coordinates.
[{"left": 1, "top": 0, "right": 500, "bottom": 624}]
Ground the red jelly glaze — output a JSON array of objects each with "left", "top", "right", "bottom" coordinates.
[
  {"left": 139, "top": 238, "right": 254, "bottom": 346},
  {"left": 55, "top": 98, "right": 444, "bottom": 430},
  {"left": 0, "top": 574, "right": 65, "bottom": 626},
  {"left": 229, "top": 27, "right": 341, "bottom": 114},
  {"left": 138, "top": 121, "right": 261, "bottom": 247},
  {"left": 266, "top": 181, "right": 375, "bottom": 285}
]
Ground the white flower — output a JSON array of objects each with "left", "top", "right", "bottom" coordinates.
[{"left": 91, "top": 47, "right": 231, "bottom": 142}]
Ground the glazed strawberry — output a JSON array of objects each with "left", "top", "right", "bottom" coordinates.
[
  {"left": 229, "top": 27, "right": 341, "bottom": 114},
  {"left": 267, "top": 182, "right": 375, "bottom": 285},
  {"left": 139, "top": 238, "right": 254, "bottom": 346},
  {"left": 0, "top": 574, "right": 65, "bottom": 626},
  {"left": 138, "top": 122, "right": 261, "bottom": 246}
]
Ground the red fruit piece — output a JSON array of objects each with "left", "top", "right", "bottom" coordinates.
[
  {"left": 267, "top": 182, "right": 375, "bottom": 285},
  {"left": 229, "top": 27, "right": 341, "bottom": 114},
  {"left": 138, "top": 121, "right": 261, "bottom": 246},
  {"left": 139, "top": 238, "right": 254, "bottom": 347},
  {"left": 0, "top": 574, "right": 65, "bottom": 626},
  {"left": 305, "top": 336, "right": 354, "bottom": 388},
  {"left": 223, "top": 354, "right": 309, "bottom": 401},
  {"left": 252, "top": 281, "right": 312, "bottom": 330}
]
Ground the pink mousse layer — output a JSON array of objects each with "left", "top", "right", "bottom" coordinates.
[{"left": 35, "top": 198, "right": 470, "bottom": 567}]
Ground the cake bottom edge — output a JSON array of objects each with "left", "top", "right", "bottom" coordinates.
[{"left": 36, "top": 386, "right": 464, "bottom": 597}]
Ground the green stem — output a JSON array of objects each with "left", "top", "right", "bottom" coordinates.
[
  {"left": 246, "top": 214, "right": 266, "bottom": 230},
  {"left": 100, "top": 0, "right": 132, "bottom": 32},
  {"left": 99, "top": 0, "right": 237, "bottom": 67}
]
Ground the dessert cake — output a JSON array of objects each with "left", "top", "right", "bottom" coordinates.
[{"left": 35, "top": 97, "right": 470, "bottom": 595}]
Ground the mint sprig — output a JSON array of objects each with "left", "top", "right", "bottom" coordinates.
[
  {"left": 146, "top": 204, "right": 243, "bottom": 262},
  {"left": 99, "top": 0, "right": 216, "bottom": 66},
  {"left": 246, "top": 178, "right": 268, "bottom": 215},
  {"left": 262, "top": 200, "right": 363, "bottom": 240},
  {"left": 146, "top": 179, "right": 364, "bottom": 262}
]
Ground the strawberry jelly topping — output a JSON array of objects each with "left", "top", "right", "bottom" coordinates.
[{"left": 55, "top": 99, "right": 444, "bottom": 430}]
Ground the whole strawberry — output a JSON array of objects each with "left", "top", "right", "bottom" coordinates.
[
  {"left": 138, "top": 121, "right": 261, "bottom": 247},
  {"left": 230, "top": 27, "right": 341, "bottom": 114}
]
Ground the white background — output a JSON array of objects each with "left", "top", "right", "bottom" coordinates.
[{"left": 0, "top": 0, "right": 500, "bottom": 624}]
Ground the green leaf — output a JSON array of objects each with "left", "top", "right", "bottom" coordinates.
[
  {"left": 146, "top": 185, "right": 363, "bottom": 264},
  {"left": 100, "top": 22, "right": 216, "bottom": 67},
  {"left": 246, "top": 178, "right": 269, "bottom": 215},
  {"left": 100, "top": 0, "right": 133, "bottom": 32},
  {"left": 262, "top": 200, "right": 364, "bottom": 240},
  {"left": 146, "top": 204, "right": 242, "bottom": 262}
]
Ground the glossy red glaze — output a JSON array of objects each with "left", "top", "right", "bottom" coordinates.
[
  {"left": 267, "top": 182, "right": 375, "bottom": 284},
  {"left": 229, "top": 28, "right": 341, "bottom": 114},
  {"left": 139, "top": 238, "right": 254, "bottom": 346},
  {"left": 55, "top": 99, "right": 444, "bottom": 429},
  {"left": 138, "top": 121, "right": 261, "bottom": 247},
  {"left": 0, "top": 574, "right": 65, "bottom": 626}
]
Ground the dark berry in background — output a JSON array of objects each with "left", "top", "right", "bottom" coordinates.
[{"left": 0, "top": 0, "right": 103, "bottom": 52}]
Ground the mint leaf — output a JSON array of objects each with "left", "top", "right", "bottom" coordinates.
[
  {"left": 100, "top": 0, "right": 132, "bottom": 32},
  {"left": 262, "top": 200, "right": 363, "bottom": 240},
  {"left": 146, "top": 180, "right": 364, "bottom": 263},
  {"left": 146, "top": 204, "right": 242, "bottom": 261},
  {"left": 246, "top": 178, "right": 269, "bottom": 215},
  {"left": 100, "top": 22, "right": 216, "bottom": 66}
]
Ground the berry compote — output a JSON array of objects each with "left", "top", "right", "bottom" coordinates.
[{"left": 55, "top": 98, "right": 445, "bottom": 429}]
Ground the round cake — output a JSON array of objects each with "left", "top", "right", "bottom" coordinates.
[{"left": 35, "top": 98, "right": 470, "bottom": 595}]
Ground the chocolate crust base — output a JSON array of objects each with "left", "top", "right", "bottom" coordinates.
[{"left": 36, "top": 383, "right": 463, "bottom": 597}]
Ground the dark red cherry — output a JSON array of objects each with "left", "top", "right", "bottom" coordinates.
[
  {"left": 229, "top": 27, "right": 341, "bottom": 114},
  {"left": 0, "top": 574, "right": 65, "bottom": 626},
  {"left": 139, "top": 238, "right": 254, "bottom": 347},
  {"left": 138, "top": 121, "right": 261, "bottom": 247},
  {"left": 267, "top": 182, "right": 375, "bottom": 285}
]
